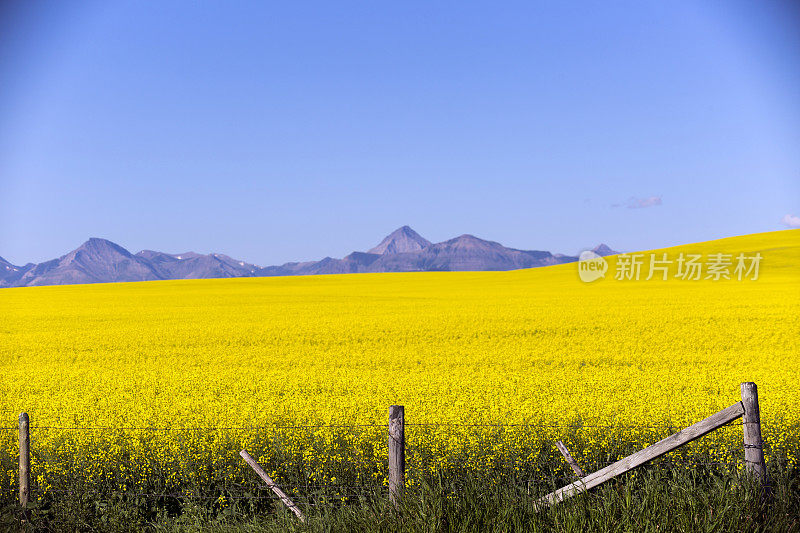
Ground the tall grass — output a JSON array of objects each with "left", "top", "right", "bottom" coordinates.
[
  {"left": 158, "top": 465, "right": 799, "bottom": 533},
  {"left": 4, "top": 461, "right": 797, "bottom": 532}
]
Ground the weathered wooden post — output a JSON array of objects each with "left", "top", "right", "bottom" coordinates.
[
  {"left": 19, "top": 412, "right": 30, "bottom": 520},
  {"left": 741, "top": 382, "right": 767, "bottom": 489},
  {"left": 388, "top": 405, "right": 405, "bottom": 509},
  {"left": 556, "top": 440, "right": 585, "bottom": 478},
  {"left": 239, "top": 450, "right": 305, "bottom": 523}
]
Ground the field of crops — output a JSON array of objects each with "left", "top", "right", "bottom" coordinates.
[{"left": 0, "top": 229, "right": 798, "bottom": 504}]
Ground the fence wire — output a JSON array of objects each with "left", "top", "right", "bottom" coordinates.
[{"left": 0, "top": 415, "right": 759, "bottom": 510}]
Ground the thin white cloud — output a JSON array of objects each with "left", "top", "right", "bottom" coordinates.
[
  {"left": 611, "top": 196, "right": 662, "bottom": 209},
  {"left": 781, "top": 214, "right": 800, "bottom": 228}
]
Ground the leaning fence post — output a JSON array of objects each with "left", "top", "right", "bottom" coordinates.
[
  {"left": 741, "top": 382, "right": 767, "bottom": 489},
  {"left": 388, "top": 405, "right": 405, "bottom": 509},
  {"left": 555, "top": 440, "right": 585, "bottom": 478},
  {"left": 19, "top": 412, "right": 30, "bottom": 520},
  {"left": 239, "top": 449, "right": 305, "bottom": 523}
]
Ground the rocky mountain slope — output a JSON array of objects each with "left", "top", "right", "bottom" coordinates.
[{"left": 1, "top": 227, "right": 615, "bottom": 287}]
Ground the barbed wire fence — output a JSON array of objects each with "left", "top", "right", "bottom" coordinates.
[{"left": 0, "top": 383, "right": 771, "bottom": 521}]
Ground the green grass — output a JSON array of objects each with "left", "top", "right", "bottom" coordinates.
[{"left": 5, "top": 463, "right": 798, "bottom": 532}]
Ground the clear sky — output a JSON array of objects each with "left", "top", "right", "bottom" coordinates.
[{"left": 1, "top": 1, "right": 799, "bottom": 266}]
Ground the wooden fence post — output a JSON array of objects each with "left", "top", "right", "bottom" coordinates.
[
  {"left": 239, "top": 450, "right": 305, "bottom": 523},
  {"left": 19, "top": 412, "right": 30, "bottom": 520},
  {"left": 388, "top": 405, "right": 405, "bottom": 509},
  {"left": 741, "top": 382, "right": 767, "bottom": 489},
  {"left": 555, "top": 440, "right": 585, "bottom": 478}
]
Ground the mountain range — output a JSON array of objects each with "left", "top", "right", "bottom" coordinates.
[{"left": 0, "top": 226, "right": 618, "bottom": 288}]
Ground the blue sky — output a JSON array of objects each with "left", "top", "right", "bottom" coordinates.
[{"left": 1, "top": 1, "right": 798, "bottom": 265}]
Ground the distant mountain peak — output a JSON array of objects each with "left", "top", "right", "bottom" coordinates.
[
  {"left": 592, "top": 244, "right": 619, "bottom": 256},
  {"left": 174, "top": 252, "right": 203, "bottom": 260},
  {"left": 0, "top": 255, "right": 19, "bottom": 272},
  {"left": 84, "top": 237, "right": 119, "bottom": 246},
  {"left": 77, "top": 237, "right": 133, "bottom": 257},
  {"left": 368, "top": 226, "right": 431, "bottom": 254},
  {"left": 4, "top": 238, "right": 164, "bottom": 287},
  {"left": 442, "top": 234, "right": 505, "bottom": 249},
  {"left": 451, "top": 234, "right": 482, "bottom": 242}
]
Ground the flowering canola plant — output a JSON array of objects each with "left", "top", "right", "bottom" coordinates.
[{"left": 0, "top": 230, "right": 797, "bottom": 498}]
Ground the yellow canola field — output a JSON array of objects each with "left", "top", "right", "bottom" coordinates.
[{"left": 0, "top": 229, "right": 798, "bottom": 494}]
